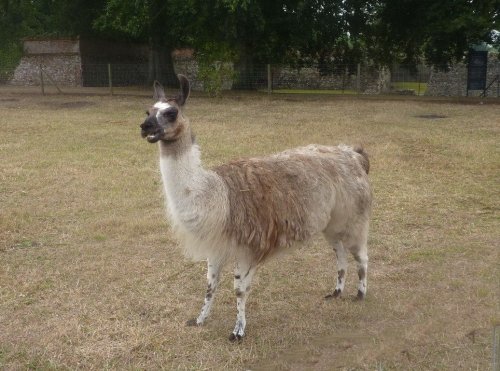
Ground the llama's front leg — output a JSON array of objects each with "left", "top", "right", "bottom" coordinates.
[
  {"left": 229, "top": 260, "right": 256, "bottom": 341},
  {"left": 186, "top": 259, "right": 221, "bottom": 326},
  {"left": 325, "top": 240, "right": 348, "bottom": 299}
]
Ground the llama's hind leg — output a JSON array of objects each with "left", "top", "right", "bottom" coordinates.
[
  {"left": 352, "top": 244, "right": 368, "bottom": 300},
  {"left": 344, "top": 227, "right": 369, "bottom": 300},
  {"left": 186, "top": 258, "right": 222, "bottom": 326},
  {"left": 325, "top": 239, "right": 348, "bottom": 299},
  {"left": 229, "top": 258, "right": 256, "bottom": 341}
]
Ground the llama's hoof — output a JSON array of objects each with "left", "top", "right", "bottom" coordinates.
[
  {"left": 355, "top": 290, "right": 365, "bottom": 301},
  {"left": 229, "top": 333, "right": 244, "bottom": 342},
  {"left": 325, "top": 289, "right": 342, "bottom": 299},
  {"left": 186, "top": 318, "right": 200, "bottom": 326}
]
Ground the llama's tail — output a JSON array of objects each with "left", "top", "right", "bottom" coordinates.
[{"left": 354, "top": 146, "right": 370, "bottom": 174}]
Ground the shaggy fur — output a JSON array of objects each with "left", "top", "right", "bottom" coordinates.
[
  {"left": 214, "top": 145, "right": 371, "bottom": 262},
  {"left": 140, "top": 75, "right": 372, "bottom": 341}
]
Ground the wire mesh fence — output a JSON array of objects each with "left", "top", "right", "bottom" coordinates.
[{"left": 1, "top": 59, "right": 499, "bottom": 97}]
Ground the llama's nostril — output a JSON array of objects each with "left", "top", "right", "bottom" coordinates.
[
  {"left": 141, "top": 118, "right": 158, "bottom": 130},
  {"left": 141, "top": 122, "right": 152, "bottom": 130}
]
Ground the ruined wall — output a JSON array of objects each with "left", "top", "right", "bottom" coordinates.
[
  {"left": 271, "top": 65, "right": 391, "bottom": 93},
  {"left": 10, "top": 38, "right": 82, "bottom": 86},
  {"left": 172, "top": 49, "right": 233, "bottom": 91},
  {"left": 426, "top": 53, "right": 499, "bottom": 97},
  {"left": 10, "top": 54, "right": 82, "bottom": 86},
  {"left": 10, "top": 38, "right": 152, "bottom": 87},
  {"left": 171, "top": 50, "right": 203, "bottom": 91},
  {"left": 362, "top": 67, "right": 391, "bottom": 94},
  {"left": 10, "top": 39, "right": 394, "bottom": 93}
]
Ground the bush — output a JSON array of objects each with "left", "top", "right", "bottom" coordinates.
[
  {"left": 196, "top": 43, "right": 236, "bottom": 97},
  {"left": 0, "top": 42, "right": 22, "bottom": 83}
]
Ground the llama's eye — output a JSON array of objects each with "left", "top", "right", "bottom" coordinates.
[
  {"left": 145, "top": 110, "right": 150, "bottom": 116},
  {"left": 164, "top": 109, "right": 178, "bottom": 121}
]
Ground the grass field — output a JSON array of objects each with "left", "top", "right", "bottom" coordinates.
[
  {"left": 391, "top": 82, "right": 428, "bottom": 95},
  {"left": 270, "top": 88, "right": 358, "bottom": 95},
  {"left": 0, "top": 92, "right": 498, "bottom": 370}
]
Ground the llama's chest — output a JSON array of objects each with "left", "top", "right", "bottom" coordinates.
[
  {"left": 164, "top": 187, "right": 205, "bottom": 231},
  {"left": 159, "top": 165, "right": 229, "bottom": 235}
]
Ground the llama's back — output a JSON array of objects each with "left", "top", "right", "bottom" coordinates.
[{"left": 213, "top": 144, "right": 371, "bottom": 261}]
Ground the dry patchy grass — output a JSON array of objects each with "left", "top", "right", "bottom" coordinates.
[{"left": 0, "top": 93, "right": 498, "bottom": 370}]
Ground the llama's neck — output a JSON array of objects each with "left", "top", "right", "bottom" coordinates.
[
  {"left": 158, "top": 131, "right": 206, "bottom": 198},
  {"left": 158, "top": 130, "right": 227, "bottom": 234}
]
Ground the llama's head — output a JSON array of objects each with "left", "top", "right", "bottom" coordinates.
[{"left": 140, "top": 74, "right": 190, "bottom": 143}]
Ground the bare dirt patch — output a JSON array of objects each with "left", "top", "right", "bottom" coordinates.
[
  {"left": 0, "top": 94, "right": 498, "bottom": 370},
  {"left": 43, "top": 100, "right": 96, "bottom": 109},
  {"left": 415, "top": 113, "right": 448, "bottom": 119}
]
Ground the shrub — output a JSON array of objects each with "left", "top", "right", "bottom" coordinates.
[{"left": 196, "top": 42, "right": 236, "bottom": 97}]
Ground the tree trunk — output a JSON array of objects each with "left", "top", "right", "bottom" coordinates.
[
  {"left": 147, "top": 46, "right": 178, "bottom": 87},
  {"left": 160, "top": 49, "right": 178, "bottom": 87},
  {"left": 234, "top": 46, "right": 259, "bottom": 89},
  {"left": 147, "top": 0, "right": 177, "bottom": 87},
  {"left": 148, "top": 47, "right": 160, "bottom": 84}
]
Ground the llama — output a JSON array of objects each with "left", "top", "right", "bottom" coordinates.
[{"left": 140, "top": 75, "right": 372, "bottom": 341}]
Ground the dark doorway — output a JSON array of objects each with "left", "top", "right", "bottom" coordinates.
[{"left": 467, "top": 50, "right": 488, "bottom": 94}]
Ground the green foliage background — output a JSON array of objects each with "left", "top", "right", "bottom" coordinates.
[{"left": 0, "top": 0, "right": 498, "bottom": 79}]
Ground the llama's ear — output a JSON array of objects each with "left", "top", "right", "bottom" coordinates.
[
  {"left": 153, "top": 80, "right": 165, "bottom": 101},
  {"left": 176, "top": 74, "right": 190, "bottom": 106}
]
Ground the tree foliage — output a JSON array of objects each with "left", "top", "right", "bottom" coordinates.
[
  {"left": 0, "top": 0, "right": 498, "bottom": 72},
  {"left": 373, "top": 0, "right": 499, "bottom": 66}
]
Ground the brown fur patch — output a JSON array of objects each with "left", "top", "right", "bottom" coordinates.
[
  {"left": 158, "top": 117, "right": 192, "bottom": 157},
  {"left": 338, "top": 269, "right": 346, "bottom": 282},
  {"left": 353, "top": 147, "right": 370, "bottom": 174},
  {"left": 358, "top": 267, "right": 366, "bottom": 281},
  {"left": 213, "top": 147, "right": 370, "bottom": 262}
]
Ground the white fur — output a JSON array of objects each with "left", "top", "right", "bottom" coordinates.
[
  {"left": 149, "top": 78, "right": 371, "bottom": 340},
  {"left": 159, "top": 144, "right": 231, "bottom": 263},
  {"left": 154, "top": 101, "right": 172, "bottom": 110}
]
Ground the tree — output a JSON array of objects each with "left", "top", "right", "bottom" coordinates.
[
  {"left": 0, "top": 0, "right": 103, "bottom": 72},
  {"left": 182, "top": 0, "right": 298, "bottom": 87},
  {"left": 2, "top": 0, "right": 498, "bottom": 86},
  {"left": 94, "top": 0, "right": 194, "bottom": 85},
  {"left": 372, "top": 0, "right": 499, "bottom": 67},
  {"left": 285, "top": 0, "right": 377, "bottom": 73}
]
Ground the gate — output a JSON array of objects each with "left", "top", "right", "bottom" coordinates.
[{"left": 466, "top": 50, "right": 488, "bottom": 95}]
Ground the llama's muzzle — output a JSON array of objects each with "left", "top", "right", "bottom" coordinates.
[
  {"left": 146, "top": 130, "right": 164, "bottom": 143},
  {"left": 140, "top": 118, "right": 164, "bottom": 143}
]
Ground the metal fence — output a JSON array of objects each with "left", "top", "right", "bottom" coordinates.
[{"left": 1, "top": 60, "right": 499, "bottom": 97}]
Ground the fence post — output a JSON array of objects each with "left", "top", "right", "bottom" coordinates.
[
  {"left": 497, "top": 75, "right": 500, "bottom": 98},
  {"left": 42, "top": 69, "right": 63, "bottom": 94},
  {"left": 108, "top": 63, "right": 113, "bottom": 96},
  {"left": 418, "top": 71, "right": 421, "bottom": 95},
  {"left": 267, "top": 64, "right": 272, "bottom": 94},
  {"left": 356, "top": 63, "right": 361, "bottom": 94},
  {"left": 39, "top": 65, "right": 45, "bottom": 95}
]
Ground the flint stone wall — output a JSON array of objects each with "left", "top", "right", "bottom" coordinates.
[
  {"left": 10, "top": 54, "right": 82, "bottom": 86},
  {"left": 10, "top": 38, "right": 150, "bottom": 87},
  {"left": 172, "top": 50, "right": 234, "bottom": 91},
  {"left": 272, "top": 65, "right": 391, "bottom": 93},
  {"left": 11, "top": 39, "right": 82, "bottom": 86},
  {"left": 426, "top": 53, "right": 499, "bottom": 97},
  {"left": 171, "top": 53, "right": 204, "bottom": 91}
]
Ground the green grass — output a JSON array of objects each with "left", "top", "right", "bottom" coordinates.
[
  {"left": 265, "top": 88, "right": 359, "bottom": 95},
  {"left": 0, "top": 93, "right": 498, "bottom": 370},
  {"left": 391, "top": 81, "right": 428, "bottom": 95}
]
